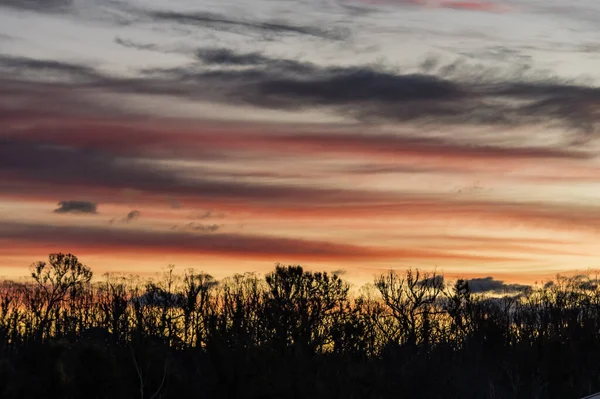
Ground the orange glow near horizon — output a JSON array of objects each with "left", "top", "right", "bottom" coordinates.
[{"left": 2, "top": 115, "right": 600, "bottom": 287}]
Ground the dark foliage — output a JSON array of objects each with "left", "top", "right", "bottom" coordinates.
[{"left": 0, "top": 253, "right": 599, "bottom": 398}]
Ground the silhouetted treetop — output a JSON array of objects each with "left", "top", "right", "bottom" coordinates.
[{"left": 1, "top": 254, "right": 599, "bottom": 399}]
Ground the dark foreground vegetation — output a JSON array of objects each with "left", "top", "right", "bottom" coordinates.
[{"left": 1, "top": 253, "right": 600, "bottom": 398}]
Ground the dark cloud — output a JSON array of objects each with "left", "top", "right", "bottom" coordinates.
[
  {"left": 148, "top": 10, "right": 346, "bottom": 40},
  {"left": 132, "top": 288, "right": 185, "bottom": 308},
  {"left": 0, "top": 221, "right": 394, "bottom": 260},
  {"left": 114, "top": 37, "right": 163, "bottom": 52},
  {"left": 54, "top": 200, "right": 97, "bottom": 214},
  {"left": 0, "top": 137, "right": 396, "bottom": 207},
  {"left": 197, "top": 48, "right": 273, "bottom": 66},
  {"left": 125, "top": 210, "right": 141, "bottom": 222},
  {"left": 187, "top": 211, "right": 227, "bottom": 221},
  {"left": 3, "top": 52, "right": 599, "bottom": 136},
  {"left": 185, "top": 223, "right": 221, "bottom": 233},
  {"left": 193, "top": 48, "right": 317, "bottom": 74},
  {"left": 0, "top": 55, "right": 100, "bottom": 82},
  {"left": 466, "top": 277, "right": 531, "bottom": 293},
  {"left": 455, "top": 45, "right": 532, "bottom": 64},
  {"left": 0, "top": 0, "right": 71, "bottom": 12},
  {"left": 197, "top": 211, "right": 213, "bottom": 219},
  {"left": 113, "top": 37, "right": 189, "bottom": 54},
  {"left": 11, "top": 118, "right": 590, "bottom": 169},
  {"left": 147, "top": 50, "right": 600, "bottom": 134}
]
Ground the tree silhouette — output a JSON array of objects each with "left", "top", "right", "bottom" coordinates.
[
  {"left": 1, "top": 254, "right": 600, "bottom": 398},
  {"left": 29, "top": 253, "right": 92, "bottom": 339}
]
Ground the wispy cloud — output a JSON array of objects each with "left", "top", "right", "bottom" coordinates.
[
  {"left": 53, "top": 200, "right": 97, "bottom": 214},
  {"left": 0, "top": 221, "right": 506, "bottom": 262},
  {"left": 2, "top": 52, "right": 599, "bottom": 134},
  {"left": 0, "top": 0, "right": 72, "bottom": 12},
  {"left": 0, "top": 137, "right": 401, "bottom": 208},
  {"left": 196, "top": 48, "right": 274, "bottom": 66},
  {"left": 147, "top": 10, "right": 348, "bottom": 40},
  {"left": 346, "top": 0, "right": 512, "bottom": 12},
  {"left": 152, "top": 51, "right": 600, "bottom": 134}
]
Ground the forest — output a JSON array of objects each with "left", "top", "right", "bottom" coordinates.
[{"left": 1, "top": 253, "right": 599, "bottom": 399}]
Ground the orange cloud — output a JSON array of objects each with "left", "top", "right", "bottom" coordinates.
[
  {"left": 0, "top": 222, "right": 522, "bottom": 263},
  {"left": 11, "top": 119, "right": 593, "bottom": 175}
]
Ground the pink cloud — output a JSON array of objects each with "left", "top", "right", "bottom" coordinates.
[
  {"left": 349, "top": 0, "right": 511, "bottom": 12},
  {"left": 438, "top": 0, "right": 510, "bottom": 12}
]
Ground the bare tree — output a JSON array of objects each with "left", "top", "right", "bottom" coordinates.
[
  {"left": 29, "top": 253, "right": 92, "bottom": 339},
  {"left": 375, "top": 269, "right": 444, "bottom": 348}
]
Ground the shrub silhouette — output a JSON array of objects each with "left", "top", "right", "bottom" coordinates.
[{"left": 1, "top": 253, "right": 600, "bottom": 398}]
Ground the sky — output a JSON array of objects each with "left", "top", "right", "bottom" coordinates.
[{"left": 0, "top": 0, "right": 599, "bottom": 288}]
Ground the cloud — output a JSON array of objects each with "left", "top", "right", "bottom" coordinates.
[
  {"left": 146, "top": 50, "right": 600, "bottom": 134},
  {"left": 348, "top": 0, "right": 511, "bottom": 13},
  {"left": 4, "top": 135, "right": 600, "bottom": 235},
  {"left": 132, "top": 287, "right": 185, "bottom": 308},
  {"left": 0, "top": 55, "right": 100, "bottom": 82},
  {"left": 5, "top": 125, "right": 600, "bottom": 232},
  {"left": 0, "top": 220, "right": 524, "bottom": 263},
  {"left": 0, "top": 221, "right": 426, "bottom": 261},
  {"left": 437, "top": 1, "right": 509, "bottom": 12},
  {"left": 114, "top": 37, "right": 163, "bottom": 52},
  {"left": 266, "top": 132, "right": 592, "bottom": 161},
  {"left": 0, "top": 137, "right": 400, "bottom": 209},
  {"left": 197, "top": 48, "right": 273, "bottom": 66},
  {"left": 466, "top": 276, "right": 530, "bottom": 293},
  {"left": 3, "top": 53, "right": 599, "bottom": 135},
  {"left": 148, "top": 10, "right": 347, "bottom": 40},
  {"left": 10, "top": 117, "right": 593, "bottom": 185},
  {"left": 113, "top": 37, "right": 190, "bottom": 54},
  {"left": 125, "top": 210, "right": 141, "bottom": 222},
  {"left": 0, "top": 0, "right": 72, "bottom": 12},
  {"left": 54, "top": 200, "right": 97, "bottom": 214},
  {"left": 197, "top": 211, "right": 213, "bottom": 220},
  {"left": 185, "top": 223, "right": 221, "bottom": 233},
  {"left": 190, "top": 211, "right": 225, "bottom": 220}
]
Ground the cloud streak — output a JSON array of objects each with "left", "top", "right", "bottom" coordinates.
[
  {"left": 53, "top": 200, "right": 97, "bottom": 214},
  {"left": 181, "top": 55, "right": 598, "bottom": 132},
  {"left": 0, "top": 0, "right": 72, "bottom": 12},
  {"left": 148, "top": 10, "right": 347, "bottom": 40},
  {"left": 0, "top": 137, "right": 401, "bottom": 208},
  {"left": 349, "top": 0, "right": 511, "bottom": 12},
  {"left": 2, "top": 52, "right": 599, "bottom": 134},
  {"left": 0, "top": 221, "right": 516, "bottom": 263}
]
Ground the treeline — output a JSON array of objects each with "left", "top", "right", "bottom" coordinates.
[{"left": 1, "top": 253, "right": 600, "bottom": 398}]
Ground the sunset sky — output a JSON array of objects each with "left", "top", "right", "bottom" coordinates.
[{"left": 1, "top": 0, "right": 599, "bottom": 287}]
